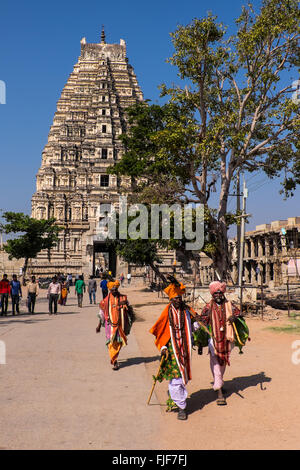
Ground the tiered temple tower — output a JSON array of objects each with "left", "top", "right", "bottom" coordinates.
[{"left": 31, "top": 30, "right": 143, "bottom": 276}]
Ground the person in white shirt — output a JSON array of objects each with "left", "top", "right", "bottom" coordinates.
[{"left": 47, "top": 276, "right": 61, "bottom": 315}]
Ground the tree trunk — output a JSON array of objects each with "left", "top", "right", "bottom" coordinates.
[
  {"left": 22, "top": 257, "right": 29, "bottom": 286},
  {"left": 205, "top": 214, "right": 231, "bottom": 281},
  {"left": 213, "top": 222, "right": 231, "bottom": 281},
  {"left": 149, "top": 262, "right": 167, "bottom": 284}
]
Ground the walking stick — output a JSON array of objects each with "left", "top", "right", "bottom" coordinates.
[{"left": 147, "top": 351, "right": 168, "bottom": 405}]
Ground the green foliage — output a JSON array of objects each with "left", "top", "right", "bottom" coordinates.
[
  {"left": 234, "top": 317, "right": 250, "bottom": 353},
  {"left": 1, "top": 212, "right": 62, "bottom": 264},
  {"left": 166, "top": 396, "right": 178, "bottom": 412},
  {"left": 111, "top": 238, "right": 162, "bottom": 267},
  {"left": 192, "top": 324, "right": 211, "bottom": 348},
  {"left": 267, "top": 318, "right": 300, "bottom": 334},
  {"left": 106, "top": 206, "right": 203, "bottom": 275},
  {"left": 109, "top": 101, "right": 197, "bottom": 186},
  {"left": 109, "top": 0, "right": 300, "bottom": 278}
]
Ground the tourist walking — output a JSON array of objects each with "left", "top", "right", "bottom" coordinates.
[
  {"left": 27, "top": 276, "right": 39, "bottom": 314},
  {"left": 149, "top": 279, "right": 198, "bottom": 420},
  {"left": 10, "top": 274, "right": 22, "bottom": 315},
  {"left": 0, "top": 274, "right": 11, "bottom": 316},
  {"left": 67, "top": 273, "right": 73, "bottom": 287},
  {"left": 60, "top": 279, "right": 69, "bottom": 306},
  {"left": 127, "top": 272, "right": 131, "bottom": 285},
  {"left": 88, "top": 276, "right": 97, "bottom": 304},
  {"left": 47, "top": 276, "right": 61, "bottom": 315},
  {"left": 96, "top": 280, "right": 132, "bottom": 370},
  {"left": 100, "top": 277, "right": 108, "bottom": 299},
  {"left": 75, "top": 275, "right": 86, "bottom": 307},
  {"left": 199, "top": 281, "right": 242, "bottom": 406}
]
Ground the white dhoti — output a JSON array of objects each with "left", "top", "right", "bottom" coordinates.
[{"left": 168, "top": 378, "right": 188, "bottom": 409}]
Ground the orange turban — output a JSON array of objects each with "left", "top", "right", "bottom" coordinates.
[
  {"left": 209, "top": 281, "right": 226, "bottom": 295},
  {"left": 107, "top": 280, "right": 120, "bottom": 290},
  {"left": 164, "top": 282, "right": 186, "bottom": 300}
]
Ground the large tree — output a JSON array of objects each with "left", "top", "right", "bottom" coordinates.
[
  {"left": 110, "top": 0, "right": 300, "bottom": 279},
  {"left": 1, "top": 212, "right": 61, "bottom": 280}
]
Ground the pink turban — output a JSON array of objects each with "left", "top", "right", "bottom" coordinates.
[{"left": 209, "top": 281, "right": 226, "bottom": 295}]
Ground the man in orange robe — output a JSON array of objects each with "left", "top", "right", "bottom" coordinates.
[
  {"left": 96, "top": 280, "right": 131, "bottom": 370},
  {"left": 150, "top": 281, "right": 196, "bottom": 420}
]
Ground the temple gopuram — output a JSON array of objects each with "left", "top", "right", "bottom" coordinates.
[{"left": 31, "top": 29, "right": 143, "bottom": 277}]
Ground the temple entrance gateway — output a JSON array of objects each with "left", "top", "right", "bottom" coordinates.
[{"left": 93, "top": 241, "right": 116, "bottom": 277}]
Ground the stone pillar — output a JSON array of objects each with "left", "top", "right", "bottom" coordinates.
[
  {"left": 232, "top": 264, "right": 238, "bottom": 284},
  {"left": 258, "top": 237, "right": 263, "bottom": 257},
  {"left": 200, "top": 267, "right": 204, "bottom": 285},
  {"left": 281, "top": 234, "right": 287, "bottom": 255},
  {"left": 250, "top": 238, "right": 255, "bottom": 258},
  {"left": 251, "top": 262, "right": 257, "bottom": 286}
]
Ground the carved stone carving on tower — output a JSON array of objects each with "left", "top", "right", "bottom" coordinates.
[{"left": 31, "top": 32, "right": 143, "bottom": 275}]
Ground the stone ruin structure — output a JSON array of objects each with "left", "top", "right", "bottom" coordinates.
[
  {"left": 31, "top": 30, "right": 143, "bottom": 277},
  {"left": 230, "top": 216, "right": 300, "bottom": 287}
]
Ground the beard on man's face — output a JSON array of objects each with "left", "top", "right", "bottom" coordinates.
[
  {"left": 171, "top": 297, "right": 182, "bottom": 308},
  {"left": 213, "top": 292, "right": 225, "bottom": 304}
]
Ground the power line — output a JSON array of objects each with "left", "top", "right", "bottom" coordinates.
[{"left": 248, "top": 178, "right": 269, "bottom": 192}]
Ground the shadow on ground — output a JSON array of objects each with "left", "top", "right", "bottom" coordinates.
[
  {"left": 132, "top": 301, "right": 167, "bottom": 309},
  {"left": 0, "top": 311, "right": 79, "bottom": 324},
  {"left": 188, "top": 371, "right": 272, "bottom": 414},
  {"left": 119, "top": 355, "right": 160, "bottom": 368},
  {"left": 0, "top": 317, "right": 50, "bottom": 325}
]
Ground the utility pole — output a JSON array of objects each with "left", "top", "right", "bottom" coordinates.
[
  {"left": 238, "top": 176, "right": 248, "bottom": 312},
  {"left": 236, "top": 171, "right": 241, "bottom": 271}
]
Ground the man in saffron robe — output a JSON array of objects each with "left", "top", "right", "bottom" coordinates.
[
  {"left": 149, "top": 281, "right": 196, "bottom": 420},
  {"left": 96, "top": 280, "right": 131, "bottom": 370},
  {"left": 200, "top": 281, "right": 242, "bottom": 405}
]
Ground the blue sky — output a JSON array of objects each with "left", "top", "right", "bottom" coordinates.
[{"left": 0, "top": 0, "right": 299, "bottom": 234}]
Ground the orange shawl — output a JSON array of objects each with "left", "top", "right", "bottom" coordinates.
[
  {"left": 149, "top": 304, "right": 171, "bottom": 351},
  {"left": 150, "top": 303, "right": 196, "bottom": 385},
  {"left": 100, "top": 293, "right": 128, "bottom": 346},
  {"left": 149, "top": 303, "right": 197, "bottom": 350}
]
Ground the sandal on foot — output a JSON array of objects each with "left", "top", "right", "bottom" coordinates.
[
  {"left": 177, "top": 409, "right": 187, "bottom": 420},
  {"left": 216, "top": 398, "right": 227, "bottom": 406},
  {"left": 112, "top": 362, "right": 120, "bottom": 370}
]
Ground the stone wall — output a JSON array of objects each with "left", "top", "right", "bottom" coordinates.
[{"left": 0, "top": 249, "right": 24, "bottom": 278}]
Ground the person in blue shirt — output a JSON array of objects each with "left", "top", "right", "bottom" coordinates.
[
  {"left": 10, "top": 274, "right": 22, "bottom": 315},
  {"left": 100, "top": 277, "right": 108, "bottom": 299}
]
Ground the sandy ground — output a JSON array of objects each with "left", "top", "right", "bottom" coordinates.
[{"left": 0, "top": 283, "right": 300, "bottom": 450}]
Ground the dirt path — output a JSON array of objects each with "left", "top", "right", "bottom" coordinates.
[
  {"left": 131, "top": 285, "right": 300, "bottom": 450},
  {"left": 0, "top": 283, "right": 299, "bottom": 450},
  {"left": 0, "top": 287, "right": 163, "bottom": 450}
]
